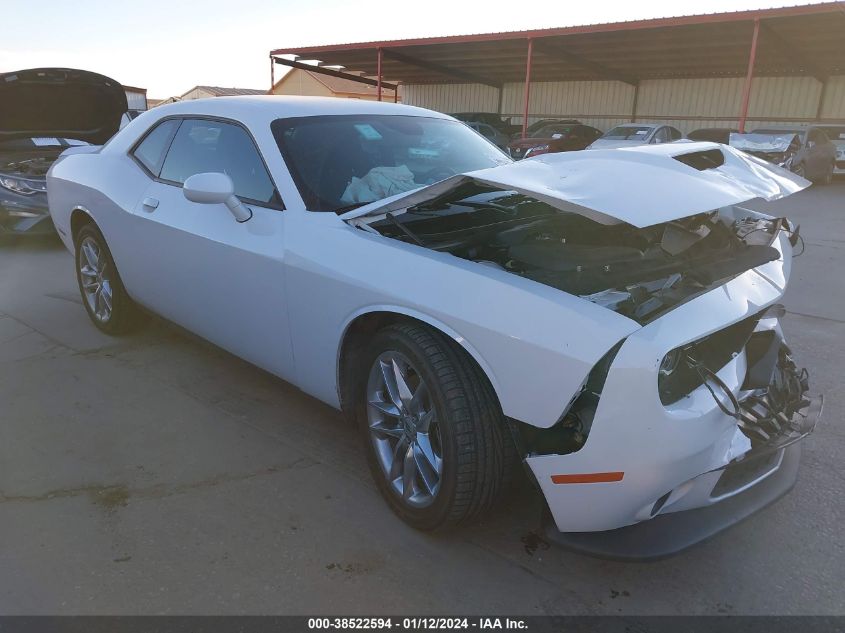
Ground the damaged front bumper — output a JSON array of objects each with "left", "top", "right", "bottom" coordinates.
[
  {"left": 542, "top": 384, "right": 821, "bottom": 560},
  {"left": 527, "top": 228, "right": 823, "bottom": 556}
]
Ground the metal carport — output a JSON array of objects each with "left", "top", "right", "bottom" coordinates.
[{"left": 270, "top": 2, "right": 845, "bottom": 136}]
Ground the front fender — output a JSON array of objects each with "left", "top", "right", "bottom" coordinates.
[{"left": 284, "top": 213, "right": 640, "bottom": 428}]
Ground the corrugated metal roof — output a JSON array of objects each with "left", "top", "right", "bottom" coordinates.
[
  {"left": 270, "top": 2, "right": 845, "bottom": 85},
  {"left": 185, "top": 85, "right": 267, "bottom": 97}
]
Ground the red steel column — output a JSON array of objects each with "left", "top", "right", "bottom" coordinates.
[
  {"left": 377, "top": 47, "right": 383, "bottom": 101},
  {"left": 269, "top": 57, "right": 275, "bottom": 93},
  {"left": 738, "top": 18, "right": 760, "bottom": 132},
  {"left": 521, "top": 38, "right": 534, "bottom": 139}
]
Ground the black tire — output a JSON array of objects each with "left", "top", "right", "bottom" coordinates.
[
  {"left": 819, "top": 162, "right": 834, "bottom": 185},
  {"left": 74, "top": 223, "right": 146, "bottom": 335},
  {"left": 355, "top": 322, "right": 511, "bottom": 531}
]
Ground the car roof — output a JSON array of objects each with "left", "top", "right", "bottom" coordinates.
[
  {"left": 107, "top": 96, "right": 454, "bottom": 154},
  {"left": 153, "top": 95, "right": 447, "bottom": 120},
  {"left": 613, "top": 123, "right": 660, "bottom": 128},
  {"left": 751, "top": 126, "right": 805, "bottom": 133}
]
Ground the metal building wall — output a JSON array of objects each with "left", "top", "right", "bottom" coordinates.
[
  {"left": 403, "top": 75, "right": 844, "bottom": 133},
  {"left": 400, "top": 83, "right": 499, "bottom": 113},
  {"left": 124, "top": 89, "right": 148, "bottom": 111},
  {"left": 820, "top": 75, "right": 845, "bottom": 119}
]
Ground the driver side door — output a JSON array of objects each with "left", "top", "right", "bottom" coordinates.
[{"left": 125, "top": 116, "right": 295, "bottom": 380}]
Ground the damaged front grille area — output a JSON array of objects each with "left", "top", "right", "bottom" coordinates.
[
  {"left": 737, "top": 346, "right": 820, "bottom": 446},
  {"left": 658, "top": 310, "right": 762, "bottom": 405},
  {"left": 660, "top": 308, "right": 821, "bottom": 450}
]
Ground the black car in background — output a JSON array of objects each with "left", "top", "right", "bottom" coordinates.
[
  {"left": 0, "top": 68, "right": 127, "bottom": 235},
  {"left": 730, "top": 126, "right": 836, "bottom": 184},
  {"left": 450, "top": 112, "right": 520, "bottom": 136},
  {"left": 519, "top": 118, "right": 581, "bottom": 139},
  {"left": 686, "top": 127, "right": 739, "bottom": 144},
  {"left": 814, "top": 124, "right": 845, "bottom": 176}
]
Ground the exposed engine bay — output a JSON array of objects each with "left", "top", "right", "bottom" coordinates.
[
  {"left": 365, "top": 186, "right": 793, "bottom": 324},
  {"left": 0, "top": 143, "right": 68, "bottom": 178}
]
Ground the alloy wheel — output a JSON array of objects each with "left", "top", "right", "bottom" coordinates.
[
  {"left": 366, "top": 351, "right": 443, "bottom": 507},
  {"left": 78, "top": 236, "right": 113, "bottom": 323}
]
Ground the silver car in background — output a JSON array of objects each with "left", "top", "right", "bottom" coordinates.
[{"left": 588, "top": 123, "right": 683, "bottom": 149}]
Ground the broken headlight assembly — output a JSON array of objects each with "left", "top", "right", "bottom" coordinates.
[{"left": 0, "top": 174, "right": 45, "bottom": 195}]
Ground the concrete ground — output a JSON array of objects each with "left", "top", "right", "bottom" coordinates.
[{"left": 0, "top": 183, "right": 843, "bottom": 615}]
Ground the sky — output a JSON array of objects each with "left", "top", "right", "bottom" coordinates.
[{"left": 0, "top": 0, "right": 821, "bottom": 99}]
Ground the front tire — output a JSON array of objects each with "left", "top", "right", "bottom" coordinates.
[
  {"left": 356, "top": 322, "right": 510, "bottom": 531},
  {"left": 74, "top": 224, "right": 146, "bottom": 335}
]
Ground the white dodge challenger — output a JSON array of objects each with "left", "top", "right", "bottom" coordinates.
[{"left": 47, "top": 97, "right": 821, "bottom": 557}]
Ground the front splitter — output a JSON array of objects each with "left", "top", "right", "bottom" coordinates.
[{"left": 543, "top": 441, "right": 802, "bottom": 561}]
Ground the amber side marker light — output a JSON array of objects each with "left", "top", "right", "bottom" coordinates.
[{"left": 551, "top": 472, "right": 625, "bottom": 484}]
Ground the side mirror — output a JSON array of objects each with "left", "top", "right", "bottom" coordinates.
[{"left": 182, "top": 172, "right": 252, "bottom": 222}]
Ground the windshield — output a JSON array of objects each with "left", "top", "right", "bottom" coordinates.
[
  {"left": 817, "top": 126, "right": 845, "bottom": 144},
  {"left": 272, "top": 115, "right": 510, "bottom": 212},
  {"left": 531, "top": 125, "right": 572, "bottom": 138},
  {"left": 602, "top": 126, "right": 653, "bottom": 140}
]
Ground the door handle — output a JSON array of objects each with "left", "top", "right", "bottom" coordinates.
[{"left": 142, "top": 197, "right": 159, "bottom": 211}]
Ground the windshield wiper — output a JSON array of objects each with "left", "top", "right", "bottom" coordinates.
[
  {"left": 334, "top": 202, "right": 368, "bottom": 214},
  {"left": 385, "top": 212, "right": 425, "bottom": 246}
]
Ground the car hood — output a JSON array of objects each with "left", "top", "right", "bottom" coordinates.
[
  {"left": 0, "top": 68, "right": 127, "bottom": 144},
  {"left": 342, "top": 142, "right": 809, "bottom": 228},
  {"left": 729, "top": 133, "right": 798, "bottom": 154},
  {"left": 509, "top": 137, "right": 554, "bottom": 149},
  {"left": 587, "top": 138, "right": 649, "bottom": 149}
]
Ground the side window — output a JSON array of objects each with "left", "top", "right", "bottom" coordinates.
[
  {"left": 132, "top": 119, "right": 179, "bottom": 176},
  {"left": 159, "top": 118, "right": 281, "bottom": 207},
  {"left": 653, "top": 127, "right": 670, "bottom": 143},
  {"left": 669, "top": 127, "right": 683, "bottom": 140}
]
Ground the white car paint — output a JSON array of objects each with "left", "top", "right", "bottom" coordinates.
[{"left": 47, "top": 96, "right": 813, "bottom": 534}]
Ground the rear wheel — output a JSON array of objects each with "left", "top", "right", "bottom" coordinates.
[
  {"left": 75, "top": 224, "right": 146, "bottom": 335},
  {"left": 356, "top": 322, "right": 511, "bottom": 531}
]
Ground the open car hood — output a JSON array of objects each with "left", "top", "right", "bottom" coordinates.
[
  {"left": 729, "top": 133, "right": 798, "bottom": 153},
  {"left": 0, "top": 68, "right": 127, "bottom": 145},
  {"left": 342, "top": 142, "right": 809, "bottom": 228}
]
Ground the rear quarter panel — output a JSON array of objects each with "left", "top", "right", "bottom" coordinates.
[{"left": 47, "top": 150, "right": 150, "bottom": 281}]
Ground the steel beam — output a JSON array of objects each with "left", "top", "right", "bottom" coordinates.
[
  {"left": 521, "top": 38, "right": 534, "bottom": 139},
  {"left": 533, "top": 40, "right": 638, "bottom": 86},
  {"left": 271, "top": 56, "right": 398, "bottom": 91},
  {"left": 377, "top": 47, "right": 383, "bottom": 101},
  {"left": 738, "top": 19, "right": 761, "bottom": 133},
  {"left": 381, "top": 48, "right": 501, "bottom": 88},
  {"left": 759, "top": 21, "right": 827, "bottom": 82}
]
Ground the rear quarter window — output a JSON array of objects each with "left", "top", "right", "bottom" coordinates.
[{"left": 132, "top": 119, "right": 180, "bottom": 176}]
